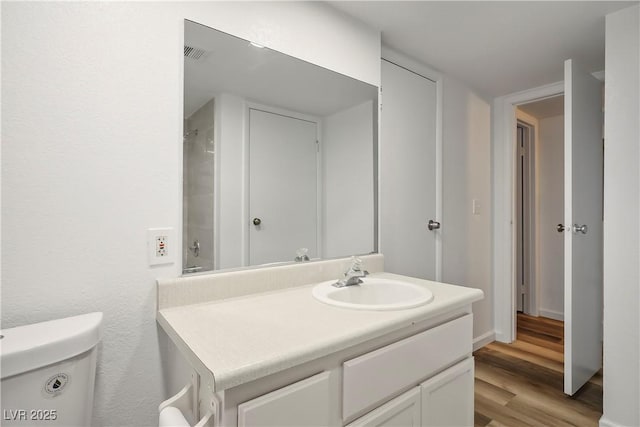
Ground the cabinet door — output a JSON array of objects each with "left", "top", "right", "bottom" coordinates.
[
  {"left": 346, "top": 387, "right": 421, "bottom": 427},
  {"left": 420, "top": 358, "right": 474, "bottom": 427},
  {"left": 237, "top": 372, "right": 330, "bottom": 426}
]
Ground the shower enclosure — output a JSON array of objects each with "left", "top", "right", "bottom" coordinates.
[{"left": 183, "top": 98, "right": 215, "bottom": 274}]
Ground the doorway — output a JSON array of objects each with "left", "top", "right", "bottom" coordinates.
[
  {"left": 515, "top": 95, "right": 565, "bottom": 332},
  {"left": 515, "top": 120, "right": 535, "bottom": 315},
  {"left": 495, "top": 60, "right": 603, "bottom": 396},
  {"left": 514, "top": 95, "right": 564, "bottom": 321}
]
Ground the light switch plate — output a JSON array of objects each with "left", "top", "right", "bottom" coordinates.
[
  {"left": 472, "top": 199, "right": 480, "bottom": 215},
  {"left": 147, "top": 228, "right": 175, "bottom": 266}
]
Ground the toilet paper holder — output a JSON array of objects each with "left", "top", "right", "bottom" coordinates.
[{"left": 159, "top": 370, "right": 217, "bottom": 427}]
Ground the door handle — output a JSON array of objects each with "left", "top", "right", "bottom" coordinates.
[
  {"left": 253, "top": 218, "right": 262, "bottom": 226},
  {"left": 557, "top": 224, "right": 567, "bottom": 232},
  {"left": 428, "top": 220, "right": 441, "bottom": 231},
  {"left": 574, "top": 224, "right": 588, "bottom": 234}
]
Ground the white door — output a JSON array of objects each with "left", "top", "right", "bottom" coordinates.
[
  {"left": 249, "top": 108, "right": 318, "bottom": 265},
  {"left": 380, "top": 59, "right": 440, "bottom": 280},
  {"left": 563, "top": 59, "right": 603, "bottom": 395}
]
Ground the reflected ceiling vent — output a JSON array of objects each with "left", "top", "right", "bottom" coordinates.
[{"left": 184, "top": 45, "right": 207, "bottom": 61}]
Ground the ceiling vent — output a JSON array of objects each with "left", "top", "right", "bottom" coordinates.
[{"left": 184, "top": 45, "right": 207, "bottom": 61}]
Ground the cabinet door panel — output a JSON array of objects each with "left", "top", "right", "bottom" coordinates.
[
  {"left": 420, "top": 358, "right": 474, "bottom": 427},
  {"left": 347, "top": 387, "right": 421, "bottom": 427},
  {"left": 343, "top": 314, "right": 472, "bottom": 419},
  {"left": 237, "top": 372, "right": 330, "bottom": 427}
]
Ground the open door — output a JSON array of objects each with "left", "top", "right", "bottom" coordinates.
[{"left": 563, "top": 59, "right": 603, "bottom": 395}]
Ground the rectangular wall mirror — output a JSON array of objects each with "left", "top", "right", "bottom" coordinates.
[{"left": 183, "top": 20, "right": 378, "bottom": 274}]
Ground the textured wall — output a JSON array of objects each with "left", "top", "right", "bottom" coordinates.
[
  {"left": 441, "top": 76, "right": 493, "bottom": 343},
  {"left": 1, "top": 2, "right": 380, "bottom": 426}
]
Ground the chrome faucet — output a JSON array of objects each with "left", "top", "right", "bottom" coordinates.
[{"left": 333, "top": 257, "right": 369, "bottom": 288}]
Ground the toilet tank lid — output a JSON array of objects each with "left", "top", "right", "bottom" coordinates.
[{"left": 1, "top": 312, "right": 103, "bottom": 379}]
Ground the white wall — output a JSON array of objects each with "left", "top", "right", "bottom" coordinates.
[
  {"left": 1, "top": 2, "right": 380, "bottom": 426},
  {"left": 216, "top": 93, "right": 246, "bottom": 270},
  {"left": 537, "top": 115, "right": 565, "bottom": 320},
  {"left": 602, "top": 5, "right": 640, "bottom": 427},
  {"left": 441, "top": 76, "right": 493, "bottom": 344},
  {"left": 322, "top": 100, "right": 375, "bottom": 258}
]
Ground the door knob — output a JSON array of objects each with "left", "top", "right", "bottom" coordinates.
[
  {"left": 428, "top": 220, "right": 441, "bottom": 231},
  {"left": 253, "top": 218, "right": 262, "bottom": 226},
  {"left": 557, "top": 224, "right": 567, "bottom": 232},
  {"left": 574, "top": 224, "right": 588, "bottom": 234}
]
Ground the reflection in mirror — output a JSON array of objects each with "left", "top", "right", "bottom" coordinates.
[{"left": 183, "top": 20, "right": 378, "bottom": 274}]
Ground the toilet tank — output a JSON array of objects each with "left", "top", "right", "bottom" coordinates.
[{"left": 1, "top": 312, "right": 103, "bottom": 426}]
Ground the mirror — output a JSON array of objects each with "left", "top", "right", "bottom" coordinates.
[{"left": 183, "top": 20, "right": 378, "bottom": 274}]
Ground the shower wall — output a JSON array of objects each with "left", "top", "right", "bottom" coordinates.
[{"left": 183, "top": 98, "right": 215, "bottom": 272}]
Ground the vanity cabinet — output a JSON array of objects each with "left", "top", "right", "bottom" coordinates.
[
  {"left": 157, "top": 265, "right": 484, "bottom": 427},
  {"left": 346, "top": 358, "right": 474, "bottom": 427},
  {"left": 231, "top": 314, "right": 473, "bottom": 427}
]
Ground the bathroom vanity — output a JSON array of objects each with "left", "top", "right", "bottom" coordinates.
[{"left": 157, "top": 255, "right": 483, "bottom": 427}]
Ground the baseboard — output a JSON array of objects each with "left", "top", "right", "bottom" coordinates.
[
  {"left": 599, "top": 416, "right": 624, "bottom": 427},
  {"left": 538, "top": 309, "right": 564, "bottom": 321},
  {"left": 473, "top": 330, "right": 495, "bottom": 351}
]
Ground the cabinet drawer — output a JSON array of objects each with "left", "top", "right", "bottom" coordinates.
[
  {"left": 343, "top": 314, "right": 472, "bottom": 420},
  {"left": 237, "top": 371, "right": 331, "bottom": 426}
]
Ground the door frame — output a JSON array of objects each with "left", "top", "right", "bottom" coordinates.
[
  {"left": 380, "top": 46, "right": 444, "bottom": 281},
  {"left": 493, "top": 81, "right": 563, "bottom": 343},
  {"left": 243, "top": 102, "right": 322, "bottom": 267},
  {"left": 515, "top": 115, "right": 538, "bottom": 317},
  {"left": 494, "top": 72, "right": 604, "bottom": 343}
]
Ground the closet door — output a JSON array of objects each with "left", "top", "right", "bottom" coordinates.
[
  {"left": 248, "top": 108, "right": 318, "bottom": 266},
  {"left": 380, "top": 59, "right": 439, "bottom": 280}
]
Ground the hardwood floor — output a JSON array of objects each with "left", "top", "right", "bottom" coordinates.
[{"left": 474, "top": 313, "right": 603, "bottom": 427}]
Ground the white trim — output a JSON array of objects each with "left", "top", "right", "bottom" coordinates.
[
  {"left": 473, "top": 331, "right": 496, "bottom": 351},
  {"left": 599, "top": 416, "right": 623, "bottom": 427},
  {"left": 380, "top": 46, "right": 443, "bottom": 281},
  {"left": 213, "top": 95, "right": 222, "bottom": 271},
  {"left": 493, "top": 80, "right": 564, "bottom": 343},
  {"left": 515, "top": 112, "right": 540, "bottom": 317},
  {"left": 538, "top": 309, "right": 564, "bottom": 322}
]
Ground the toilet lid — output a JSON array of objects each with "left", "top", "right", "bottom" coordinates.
[{"left": 1, "top": 312, "right": 103, "bottom": 379}]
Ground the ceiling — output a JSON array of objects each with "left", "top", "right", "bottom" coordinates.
[
  {"left": 329, "top": 1, "right": 637, "bottom": 98},
  {"left": 184, "top": 20, "right": 376, "bottom": 118},
  {"left": 518, "top": 95, "right": 564, "bottom": 119}
]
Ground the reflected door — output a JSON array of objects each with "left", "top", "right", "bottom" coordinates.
[
  {"left": 563, "top": 59, "right": 603, "bottom": 395},
  {"left": 249, "top": 109, "right": 318, "bottom": 265},
  {"left": 380, "top": 59, "right": 439, "bottom": 280}
]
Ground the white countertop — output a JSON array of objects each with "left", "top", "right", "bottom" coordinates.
[{"left": 157, "top": 272, "right": 483, "bottom": 392}]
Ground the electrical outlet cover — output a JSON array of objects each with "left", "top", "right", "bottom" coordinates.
[{"left": 148, "top": 228, "right": 175, "bottom": 266}]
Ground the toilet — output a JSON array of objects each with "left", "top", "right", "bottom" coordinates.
[{"left": 1, "top": 312, "right": 103, "bottom": 426}]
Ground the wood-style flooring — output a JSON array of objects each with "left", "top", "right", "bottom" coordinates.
[{"left": 474, "top": 313, "right": 603, "bottom": 427}]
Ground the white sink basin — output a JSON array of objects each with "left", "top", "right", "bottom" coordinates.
[{"left": 312, "top": 277, "right": 434, "bottom": 311}]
